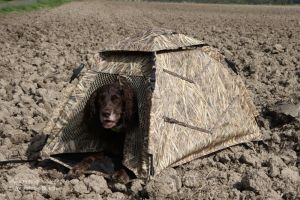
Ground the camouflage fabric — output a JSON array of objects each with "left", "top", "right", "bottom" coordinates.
[{"left": 41, "top": 29, "right": 261, "bottom": 178}]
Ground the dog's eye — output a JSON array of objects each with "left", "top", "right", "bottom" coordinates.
[{"left": 100, "top": 94, "right": 106, "bottom": 101}]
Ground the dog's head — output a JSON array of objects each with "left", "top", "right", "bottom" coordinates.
[
  {"left": 84, "top": 78, "right": 136, "bottom": 131},
  {"left": 97, "top": 83, "right": 123, "bottom": 129}
]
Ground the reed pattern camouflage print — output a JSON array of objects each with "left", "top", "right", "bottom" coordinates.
[{"left": 41, "top": 29, "right": 261, "bottom": 178}]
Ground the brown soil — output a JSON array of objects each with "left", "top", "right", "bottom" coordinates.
[{"left": 0, "top": 0, "right": 299, "bottom": 199}]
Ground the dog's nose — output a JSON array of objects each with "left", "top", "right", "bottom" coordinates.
[{"left": 102, "top": 112, "right": 110, "bottom": 118}]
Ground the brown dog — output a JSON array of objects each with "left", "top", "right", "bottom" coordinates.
[{"left": 67, "top": 78, "right": 137, "bottom": 182}]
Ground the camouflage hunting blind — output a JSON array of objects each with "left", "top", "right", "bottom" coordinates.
[{"left": 41, "top": 29, "right": 261, "bottom": 178}]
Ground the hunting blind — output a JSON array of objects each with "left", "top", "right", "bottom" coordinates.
[{"left": 41, "top": 29, "right": 261, "bottom": 178}]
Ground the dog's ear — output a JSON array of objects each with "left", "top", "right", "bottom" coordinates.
[
  {"left": 83, "top": 90, "right": 100, "bottom": 131},
  {"left": 119, "top": 78, "right": 135, "bottom": 129}
]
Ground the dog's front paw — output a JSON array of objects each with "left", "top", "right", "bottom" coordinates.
[
  {"left": 66, "top": 162, "right": 90, "bottom": 179},
  {"left": 112, "top": 169, "right": 130, "bottom": 184},
  {"left": 66, "top": 168, "right": 84, "bottom": 179}
]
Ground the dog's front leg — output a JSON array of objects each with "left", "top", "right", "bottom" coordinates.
[{"left": 67, "top": 153, "right": 104, "bottom": 178}]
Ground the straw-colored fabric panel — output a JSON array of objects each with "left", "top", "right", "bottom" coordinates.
[
  {"left": 152, "top": 121, "right": 212, "bottom": 173},
  {"left": 201, "top": 46, "right": 225, "bottom": 63},
  {"left": 171, "top": 95, "right": 260, "bottom": 167},
  {"left": 148, "top": 49, "right": 260, "bottom": 175},
  {"left": 105, "top": 28, "right": 204, "bottom": 52},
  {"left": 155, "top": 70, "right": 210, "bottom": 130},
  {"left": 94, "top": 53, "right": 153, "bottom": 77},
  {"left": 154, "top": 50, "right": 241, "bottom": 131}
]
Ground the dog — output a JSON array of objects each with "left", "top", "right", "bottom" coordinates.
[{"left": 67, "top": 77, "right": 137, "bottom": 183}]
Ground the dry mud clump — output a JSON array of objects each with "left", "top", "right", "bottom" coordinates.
[{"left": 0, "top": 0, "right": 299, "bottom": 199}]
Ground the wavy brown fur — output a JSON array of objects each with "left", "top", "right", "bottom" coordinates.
[{"left": 83, "top": 77, "right": 137, "bottom": 135}]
